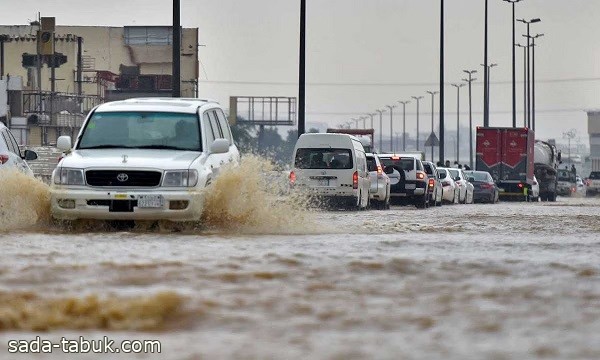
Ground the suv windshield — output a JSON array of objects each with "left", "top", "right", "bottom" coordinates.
[
  {"left": 558, "top": 170, "right": 575, "bottom": 182},
  {"left": 423, "top": 163, "right": 433, "bottom": 175},
  {"left": 380, "top": 158, "right": 414, "bottom": 171},
  {"left": 78, "top": 111, "right": 201, "bottom": 151},
  {"left": 295, "top": 148, "right": 353, "bottom": 169}
]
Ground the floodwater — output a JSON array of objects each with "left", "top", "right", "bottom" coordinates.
[{"left": 0, "top": 162, "right": 599, "bottom": 359}]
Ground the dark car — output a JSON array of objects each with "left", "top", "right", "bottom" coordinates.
[{"left": 463, "top": 170, "right": 499, "bottom": 204}]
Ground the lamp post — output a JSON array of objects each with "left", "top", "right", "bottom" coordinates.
[
  {"left": 411, "top": 96, "right": 423, "bottom": 151},
  {"left": 426, "top": 90, "right": 438, "bottom": 162},
  {"left": 439, "top": 0, "right": 446, "bottom": 165},
  {"left": 398, "top": 100, "right": 410, "bottom": 152},
  {"left": 518, "top": 18, "right": 541, "bottom": 128},
  {"left": 297, "top": 0, "right": 306, "bottom": 137},
  {"left": 516, "top": 43, "right": 528, "bottom": 127},
  {"left": 503, "top": 0, "right": 522, "bottom": 128},
  {"left": 524, "top": 33, "right": 544, "bottom": 132},
  {"left": 351, "top": 117, "right": 360, "bottom": 129},
  {"left": 451, "top": 83, "right": 465, "bottom": 163},
  {"left": 376, "top": 109, "right": 386, "bottom": 152},
  {"left": 367, "top": 113, "right": 376, "bottom": 129},
  {"left": 483, "top": 0, "right": 489, "bottom": 127},
  {"left": 172, "top": 0, "right": 181, "bottom": 97},
  {"left": 385, "top": 105, "right": 397, "bottom": 152},
  {"left": 481, "top": 63, "right": 498, "bottom": 125},
  {"left": 463, "top": 70, "right": 477, "bottom": 169},
  {"left": 360, "top": 116, "right": 367, "bottom": 129}
]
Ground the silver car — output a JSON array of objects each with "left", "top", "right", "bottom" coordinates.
[
  {"left": 0, "top": 122, "right": 37, "bottom": 176},
  {"left": 366, "top": 153, "right": 390, "bottom": 209}
]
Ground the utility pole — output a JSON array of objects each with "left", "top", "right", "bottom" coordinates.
[
  {"left": 412, "top": 96, "right": 423, "bottom": 151},
  {"left": 297, "top": 0, "right": 306, "bottom": 137},
  {"left": 398, "top": 100, "right": 410, "bottom": 151},
  {"left": 451, "top": 83, "right": 465, "bottom": 163},
  {"left": 463, "top": 70, "right": 477, "bottom": 169},
  {"left": 516, "top": 43, "right": 528, "bottom": 127},
  {"left": 386, "top": 105, "right": 396, "bottom": 152}
]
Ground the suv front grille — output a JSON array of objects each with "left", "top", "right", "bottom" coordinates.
[{"left": 86, "top": 170, "right": 162, "bottom": 187}]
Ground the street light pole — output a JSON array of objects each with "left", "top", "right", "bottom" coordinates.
[
  {"left": 376, "top": 109, "right": 386, "bottom": 152},
  {"left": 481, "top": 63, "right": 498, "bottom": 125},
  {"left": 451, "top": 83, "right": 465, "bottom": 163},
  {"left": 483, "top": 0, "right": 489, "bottom": 127},
  {"left": 525, "top": 33, "right": 544, "bottom": 132},
  {"left": 386, "top": 105, "right": 397, "bottom": 152},
  {"left": 398, "top": 100, "right": 410, "bottom": 152},
  {"left": 463, "top": 70, "right": 477, "bottom": 169},
  {"left": 516, "top": 43, "right": 528, "bottom": 127},
  {"left": 367, "top": 113, "right": 376, "bottom": 129},
  {"left": 426, "top": 91, "right": 438, "bottom": 163},
  {"left": 411, "top": 96, "right": 423, "bottom": 151},
  {"left": 297, "top": 0, "right": 306, "bottom": 137},
  {"left": 518, "top": 18, "right": 541, "bottom": 129},
  {"left": 439, "top": 0, "right": 446, "bottom": 165},
  {"left": 172, "top": 0, "right": 181, "bottom": 97},
  {"left": 503, "top": 0, "right": 522, "bottom": 128}
]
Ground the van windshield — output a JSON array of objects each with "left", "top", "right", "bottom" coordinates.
[
  {"left": 78, "top": 111, "right": 201, "bottom": 151},
  {"left": 295, "top": 148, "right": 354, "bottom": 169}
]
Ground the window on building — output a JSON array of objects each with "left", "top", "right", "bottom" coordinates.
[{"left": 124, "top": 26, "right": 172, "bottom": 45}]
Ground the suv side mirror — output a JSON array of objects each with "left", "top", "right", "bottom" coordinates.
[
  {"left": 468, "top": 177, "right": 475, "bottom": 183},
  {"left": 438, "top": 173, "right": 444, "bottom": 179},
  {"left": 209, "top": 138, "right": 230, "bottom": 154},
  {"left": 57, "top": 136, "right": 72, "bottom": 151},
  {"left": 454, "top": 176, "right": 461, "bottom": 182},
  {"left": 23, "top": 149, "right": 38, "bottom": 161},
  {"left": 384, "top": 166, "right": 394, "bottom": 175}
]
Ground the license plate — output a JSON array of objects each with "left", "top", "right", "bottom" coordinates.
[
  {"left": 138, "top": 195, "right": 164, "bottom": 208},
  {"left": 498, "top": 188, "right": 505, "bottom": 192},
  {"left": 318, "top": 179, "right": 329, "bottom": 186},
  {"left": 405, "top": 184, "right": 416, "bottom": 190}
]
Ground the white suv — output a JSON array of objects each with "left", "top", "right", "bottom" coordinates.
[{"left": 50, "top": 98, "right": 239, "bottom": 221}]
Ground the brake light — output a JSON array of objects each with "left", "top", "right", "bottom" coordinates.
[
  {"left": 416, "top": 171, "right": 426, "bottom": 180},
  {"left": 481, "top": 183, "right": 494, "bottom": 189},
  {"left": 442, "top": 181, "right": 450, "bottom": 187},
  {"left": 353, "top": 171, "right": 359, "bottom": 189},
  {"left": 391, "top": 156, "right": 400, "bottom": 160},
  {"left": 0, "top": 154, "right": 9, "bottom": 164},
  {"left": 377, "top": 165, "right": 383, "bottom": 176},
  {"left": 428, "top": 178, "right": 435, "bottom": 188},
  {"left": 289, "top": 171, "right": 296, "bottom": 185},
  {"left": 571, "top": 187, "right": 576, "bottom": 193},
  {"left": 455, "top": 180, "right": 461, "bottom": 186},
  {"left": 518, "top": 183, "right": 524, "bottom": 188}
]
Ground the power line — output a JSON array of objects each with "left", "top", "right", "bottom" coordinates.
[
  {"left": 201, "top": 76, "right": 600, "bottom": 87},
  {"left": 298, "top": 108, "right": 589, "bottom": 116}
]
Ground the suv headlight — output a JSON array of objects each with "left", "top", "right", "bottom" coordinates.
[
  {"left": 53, "top": 168, "right": 85, "bottom": 185},
  {"left": 162, "top": 170, "right": 198, "bottom": 187}
]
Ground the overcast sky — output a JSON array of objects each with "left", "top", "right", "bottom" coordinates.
[{"left": 4, "top": 0, "right": 600, "bottom": 146}]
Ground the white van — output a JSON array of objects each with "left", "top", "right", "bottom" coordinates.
[{"left": 290, "top": 133, "right": 370, "bottom": 209}]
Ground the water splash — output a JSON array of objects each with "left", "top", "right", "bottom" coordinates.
[{"left": 0, "top": 169, "right": 51, "bottom": 232}]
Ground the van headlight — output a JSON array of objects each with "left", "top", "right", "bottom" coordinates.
[
  {"left": 53, "top": 168, "right": 85, "bottom": 185},
  {"left": 162, "top": 170, "right": 198, "bottom": 187}
]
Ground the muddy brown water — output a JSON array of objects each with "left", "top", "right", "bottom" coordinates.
[{"left": 0, "top": 162, "right": 599, "bottom": 359}]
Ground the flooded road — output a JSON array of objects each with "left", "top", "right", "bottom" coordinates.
[{"left": 0, "top": 168, "right": 599, "bottom": 359}]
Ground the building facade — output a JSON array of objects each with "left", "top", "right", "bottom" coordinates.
[{"left": 0, "top": 22, "right": 199, "bottom": 146}]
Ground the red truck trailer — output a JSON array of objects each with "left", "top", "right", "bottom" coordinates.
[{"left": 476, "top": 127, "right": 535, "bottom": 200}]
